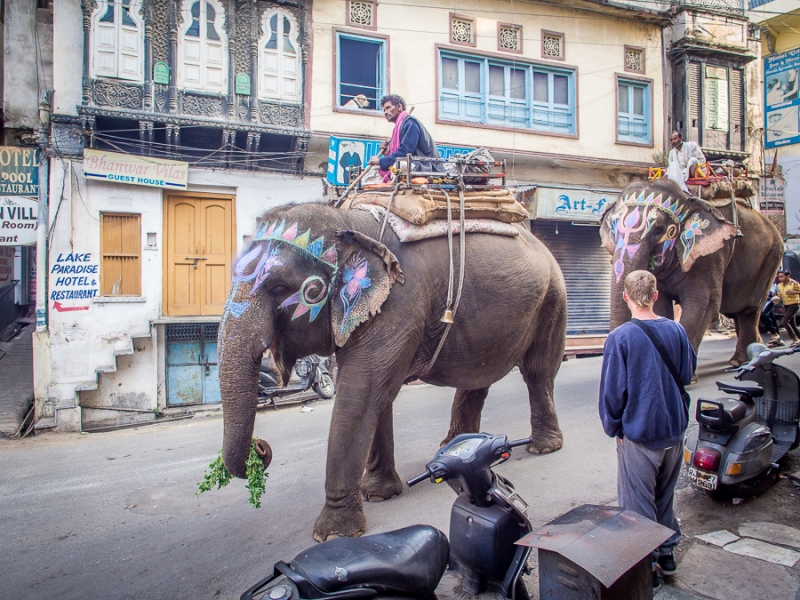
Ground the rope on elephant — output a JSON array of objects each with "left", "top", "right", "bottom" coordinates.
[
  {"left": 425, "top": 187, "right": 468, "bottom": 374},
  {"left": 377, "top": 180, "right": 403, "bottom": 243}
]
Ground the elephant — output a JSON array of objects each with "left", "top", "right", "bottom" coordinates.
[
  {"left": 599, "top": 179, "right": 783, "bottom": 366},
  {"left": 218, "top": 201, "right": 567, "bottom": 541}
]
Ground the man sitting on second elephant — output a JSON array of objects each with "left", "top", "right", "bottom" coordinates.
[{"left": 368, "top": 94, "right": 443, "bottom": 181}]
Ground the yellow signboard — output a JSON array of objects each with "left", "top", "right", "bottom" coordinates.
[{"left": 83, "top": 149, "right": 188, "bottom": 190}]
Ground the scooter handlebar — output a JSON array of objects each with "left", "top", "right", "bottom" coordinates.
[
  {"left": 508, "top": 437, "right": 533, "bottom": 449},
  {"left": 406, "top": 470, "right": 431, "bottom": 487}
]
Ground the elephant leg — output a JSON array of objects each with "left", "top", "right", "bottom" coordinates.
[
  {"left": 653, "top": 293, "right": 675, "bottom": 320},
  {"left": 313, "top": 351, "right": 410, "bottom": 542},
  {"left": 441, "top": 387, "right": 489, "bottom": 446},
  {"left": 519, "top": 289, "right": 566, "bottom": 455},
  {"left": 678, "top": 290, "right": 719, "bottom": 353},
  {"left": 361, "top": 403, "right": 404, "bottom": 502},
  {"left": 730, "top": 307, "right": 760, "bottom": 366}
]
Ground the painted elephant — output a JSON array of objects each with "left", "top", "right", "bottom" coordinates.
[
  {"left": 599, "top": 179, "right": 783, "bottom": 366},
  {"left": 218, "top": 202, "right": 567, "bottom": 541}
]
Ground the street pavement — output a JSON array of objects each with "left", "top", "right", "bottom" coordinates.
[{"left": 0, "top": 336, "right": 799, "bottom": 599}]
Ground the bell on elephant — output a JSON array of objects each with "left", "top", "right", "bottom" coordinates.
[{"left": 599, "top": 178, "right": 783, "bottom": 368}]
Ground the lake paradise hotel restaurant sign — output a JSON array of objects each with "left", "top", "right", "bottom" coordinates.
[{"left": 83, "top": 149, "right": 188, "bottom": 189}]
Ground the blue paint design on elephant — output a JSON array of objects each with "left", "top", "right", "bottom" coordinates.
[
  {"left": 680, "top": 213, "right": 709, "bottom": 264},
  {"left": 339, "top": 253, "right": 371, "bottom": 334},
  {"left": 280, "top": 275, "right": 330, "bottom": 322}
]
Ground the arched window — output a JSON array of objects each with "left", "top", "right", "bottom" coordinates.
[
  {"left": 179, "top": 0, "right": 228, "bottom": 92},
  {"left": 259, "top": 10, "right": 301, "bottom": 102},
  {"left": 92, "top": 0, "right": 144, "bottom": 81}
]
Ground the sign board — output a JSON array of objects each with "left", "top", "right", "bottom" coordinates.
[
  {"left": 326, "top": 136, "right": 473, "bottom": 186},
  {"left": 759, "top": 177, "right": 785, "bottom": 216},
  {"left": 765, "top": 48, "right": 800, "bottom": 149},
  {"left": 0, "top": 196, "right": 37, "bottom": 245},
  {"left": 83, "top": 149, "right": 188, "bottom": 189},
  {"left": 0, "top": 147, "right": 39, "bottom": 195},
  {"left": 235, "top": 73, "right": 251, "bottom": 95},
  {"left": 531, "top": 187, "right": 619, "bottom": 222},
  {"left": 153, "top": 61, "right": 170, "bottom": 85}
]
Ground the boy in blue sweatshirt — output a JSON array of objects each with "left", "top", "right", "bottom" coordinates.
[{"left": 599, "top": 270, "right": 696, "bottom": 587}]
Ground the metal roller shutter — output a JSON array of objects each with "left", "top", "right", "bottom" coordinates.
[{"left": 531, "top": 221, "right": 611, "bottom": 335}]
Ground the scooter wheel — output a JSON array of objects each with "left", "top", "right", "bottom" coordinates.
[{"left": 313, "top": 374, "right": 336, "bottom": 399}]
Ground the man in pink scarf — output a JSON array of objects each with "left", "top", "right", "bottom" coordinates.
[{"left": 368, "top": 94, "right": 442, "bottom": 182}]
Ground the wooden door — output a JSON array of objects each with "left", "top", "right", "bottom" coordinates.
[{"left": 165, "top": 194, "right": 234, "bottom": 316}]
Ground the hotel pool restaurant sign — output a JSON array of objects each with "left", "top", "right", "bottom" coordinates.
[
  {"left": 0, "top": 146, "right": 39, "bottom": 195},
  {"left": 83, "top": 149, "right": 188, "bottom": 189}
]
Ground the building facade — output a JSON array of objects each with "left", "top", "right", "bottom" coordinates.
[{"left": 8, "top": 0, "right": 766, "bottom": 432}]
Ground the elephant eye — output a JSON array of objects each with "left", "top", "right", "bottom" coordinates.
[
  {"left": 302, "top": 277, "right": 328, "bottom": 304},
  {"left": 653, "top": 226, "right": 665, "bottom": 236},
  {"left": 270, "top": 283, "right": 290, "bottom": 295}
]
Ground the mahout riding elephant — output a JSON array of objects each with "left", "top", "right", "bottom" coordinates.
[
  {"left": 599, "top": 179, "right": 782, "bottom": 366},
  {"left": 218, "top": 202, "right": 567, "bottom": 541}
]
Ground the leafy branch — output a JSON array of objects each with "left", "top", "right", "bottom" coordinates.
[{"left": 197, "top": 439, "right": 268, "bottom": 508}]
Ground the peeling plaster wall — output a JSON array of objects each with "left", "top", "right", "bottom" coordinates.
[{"left": 4, "top": 0, "right": 53, "bottom": 130}]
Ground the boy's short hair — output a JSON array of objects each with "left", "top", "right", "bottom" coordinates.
[{"left": 625, "top": 270, "right": 657, "bottom": 307}]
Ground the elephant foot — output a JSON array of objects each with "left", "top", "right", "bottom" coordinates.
[
  {"left": 313, "top": 504, "right": 366, "bottom": 543},
  {"left": 728, "top": 354, "right": 747, "bottom": 368},
  {"left": 360, "top": 471, "right": 403, "bottom": 502},
  {"left": 527, "top": 429, "right": 563, "bottom": 455}
]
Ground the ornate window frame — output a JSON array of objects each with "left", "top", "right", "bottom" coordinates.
[
  {"left": 346, "top": 0, "right": 377, "bottom": 30},
  {"left": 541, "top": 30, "right": 564, "bottom": 62},
  {"left": 449, "top": 13, "right": 476, "bottom": 48},
  {"left": 177, "top": 0, "right": 229, "bottom": 93},
  {"left": 624, "top": 45, "right": 645, "bottom": 74},
  {"left": 497, "top": 23, "right": 522, "bottom": 54},
  {"left": 258, "top": 9, "right": 302, "bottom": 103},
  {"left": 91, "top": 0, "right": 145, "bottom": 82}
]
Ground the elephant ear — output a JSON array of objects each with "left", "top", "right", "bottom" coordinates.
[
  {"left": 678, "top": 200, "right": 736, "bottom": 272},
  {"left": 331, "top": 230, "right": 404, "bottom": 347}
]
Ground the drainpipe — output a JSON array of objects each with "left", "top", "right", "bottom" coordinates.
[{"left": 33, "top": 90, "right": 53, "bottom": 429}]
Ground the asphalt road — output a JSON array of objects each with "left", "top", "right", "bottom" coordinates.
[{"left": 1, "top": 336, "right": 795, "bottom": 600}]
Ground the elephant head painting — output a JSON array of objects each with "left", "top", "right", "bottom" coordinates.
[
  {"left": 600, "top": 179, "right": 783, "bottom": 366},
  {"left": 218, "top": 202, "right": 567, "bottom": 541}
]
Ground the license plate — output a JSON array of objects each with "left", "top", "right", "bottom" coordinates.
[{"left": 688, "top": 467, "right": 718, "bottom": 490}]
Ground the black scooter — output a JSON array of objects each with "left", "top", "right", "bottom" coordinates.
[
  {"left": 241, "top": 432, "right": 534, "bottom": 600},
  {"left": 258, "top": 354, "right": 335, "bottom": 406}
]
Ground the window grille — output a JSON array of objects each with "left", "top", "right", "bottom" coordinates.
[
  {"left": 542, "top": 31, "right": 563, "bottom": 60},
  {"left": 625, "top": 46, "right": 645, "bottom": 73},
  {"left": 348, "top": 1, "right": 374, "bottom": 27},
  {"left": 451, "top": 16, "right": 474, "bottom": 45},
  {"left": 498, "top": 24, "right": 522, "bottom": 52}
]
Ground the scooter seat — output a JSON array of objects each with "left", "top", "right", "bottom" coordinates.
[
  {"left": 716, "top": 380, "right": 764, "bottom": 399},
  {"left": 288, "top": 525, "right": 449, "bottom": 597},
  {"left": 700, "top": 397, "right": 748, "bottom": 424}
]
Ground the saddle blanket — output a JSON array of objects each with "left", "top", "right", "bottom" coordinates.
[{"left": 355, "top": 204, "right": 520, "bottom": 242}]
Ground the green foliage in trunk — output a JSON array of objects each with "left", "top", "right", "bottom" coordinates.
[{"left": 197, "top": 439, "right": 268, "bottom": 508}]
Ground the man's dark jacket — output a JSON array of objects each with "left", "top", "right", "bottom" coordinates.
[{"left": 378, "top": 115, "right": 442, "bottom": 173}]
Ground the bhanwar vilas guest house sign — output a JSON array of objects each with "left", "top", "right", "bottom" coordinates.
[{"left": 83, "top": 149, "right": 188, "bottom": 189}]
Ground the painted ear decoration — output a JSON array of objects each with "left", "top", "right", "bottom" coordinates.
[
  {"left": 680, "top": 213, "right": 710, "bottom": 264},
  {"left": 339, "top": 253, "right": 372, "bottom": 334}
]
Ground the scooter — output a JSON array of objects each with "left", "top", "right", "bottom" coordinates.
[
  {"left": 241, "top": 432, "right": 534, "bottom": 600},
  {"left": 259, "top": 354, "right": 336, "bottom": 406},
  {"left": 684, "top": 343, "right": 800, "bottom": 495}
]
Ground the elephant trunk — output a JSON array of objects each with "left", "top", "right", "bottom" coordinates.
[
  {"left": 219, "top": 321, "right": 272, "bottom": 479},
  {"left": 609, "top": 252, "right": 650, "bottom": 330}
]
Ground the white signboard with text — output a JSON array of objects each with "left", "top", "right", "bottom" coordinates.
[
  {"left": 759, "top": 177, "right": 785, "bottom": 216},
  {"left": 83, "top": 149, "right": 188, "bottom": 189},
  {"left": 0, "top": 196, "right": 37, "bottom": 245},
  {"left": 532, "top": 187, "right": 619, "bottom": 222}
]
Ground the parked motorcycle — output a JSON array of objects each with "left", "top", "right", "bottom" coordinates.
[
  {"left": 240, "top": 432, "right": 534, "bottom": 600},
  {"left": 258, "top": 354, "right": 335, "bottom": 406},
  {"left": 684, "top": 343, "right": 800, "bottom": 496}
]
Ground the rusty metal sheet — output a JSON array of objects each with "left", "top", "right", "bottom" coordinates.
[{"left": 517, "top": 504, "right": 673, "bottom": 588}]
